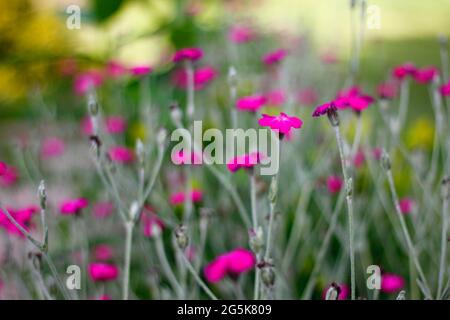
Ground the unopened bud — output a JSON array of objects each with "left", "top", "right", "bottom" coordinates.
[
  {"left": 170, "top": 103, "right": 183, "bottom": 127},
  {"left": 381, "top": 150, "right": 391, "bottom": 171},
  {"left": 157, "top": 127, "right": 167, "bottom": 147},
  {"left": 346, "top": 178, "right": 353, "bottom": 197},
  {"left": 396, "top": 290, "right": 406, "bottom": 300},
  {"left": 249, "top": 226, "right": 264, "bottom": 254},
  {"left": 129, "top": 201, "right": 140, "bottom": 222},
  {"left": 38, "top": 180, "right": 47, "bottom": 209},
  {"left": 175, "top": 225, "right": 189, "bottom": 249},
  {"left": 325, "top": 282, "right": 341, "bottom": 300},
  {"left": 327, "top": 107, "right": 340, "bottom": 127},
  {"left": 261, "top": 265, "right": 275, "bottom": 288}
]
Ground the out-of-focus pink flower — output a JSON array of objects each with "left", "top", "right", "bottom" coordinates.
[
  {"left": 95, "top": 294, "right": 112, "bottom": 300},
  {"left": 172, "top": 66, "right": 217, "bottom": 90},
  {"left": 170, "top": 189, "right": 203, "bottom": 206},
  {"left": 172, "top": 48, "right": 203, "bottom": 63},
  {"left": 228, "top": 25, "right": 255, "bottom": 43},
  {"left": 93, "top": 245, "right": 114, "bottom": 261},
  {"left": 322, "top": 283, "right": 349, "bottom": 300},
  {"left": 262, "top": 49, "right": 287, "bottom": 65},
  {"left": 372, "top": 147, "right": 382, "bottom": 160},
  {"left": 60, "top": 198, "right": 89, "bottom": 215},
  {"left": 88, "top": 263, "right": 119, "bottom": 282},
  {"left": 297, "top": 88, "right": 318, "bottom": 105},
  {"left": 377, "top": 81, "right": 398, "bottom": 100},
  {"left": 0, "top": 206, "right": 38, "bottom": 237},
  {"left": 106, "top": 60, "right": 127, "bottom": 79},
  {"left": 81, "top": 116, "right": 127, "bottom": 135},
  {"left": 439, "top": 80, "right": 450, "bottom": 96},
  {"left": 399, "top": 198, "right": 415, "bottom": 214},
  {"left": 204, "top": 248, "right": 255, "bottom": 283},
  {"left": 392, "top": 63, "right": 416, "bottom": 80},
  {"left": 0, "top": 165, "right": 18, "bottom": 187},
  {"left": 353, "top": 150, "right": 366, "bottom": 168},
  {"left": 327, "top": 175, "right": 343, "bottom": 194},
  {"left": 129, "top": 65, "right": 152, "bottom": 77},
  {"left": 40, "top": 137, "right": 65, "bottom": 159},
  {"left": 258, "top": 112, "right": 303, "bottom": 135},
  {"left": 108, "top": 146, "right": 134, "bottom": 163},
  {"left": 227, "top": 152, "right": 262, "bottom": 173},
  {"left": 236, "top": 95, "right": 266, "bottom": 112},
  {"left": 171, "top": 150, "right": 202, "bottom": 165},
  {"left": 142, "top": 208, "right": 165, "bottom": 238},
  {"left": 413, "top": 66, "right": 439, "bottom": 84},
  {"left": 74, "top": 70, "right": 103, "bottom": 95},
  {"left": 335, "top": 86, "right": 374, "bottom": 112},
  {"left": 312, "top": 102, "right": 337, "bottom": 117},
  {"left": 0, "top": 162, "right": 6, "bottom": 176},
  {"left": 381, "top": 273, "right": 405, "bottom": 293},
  {"left": 320, "top": 52, "right": 339, "bottom": 65},
  {"left": 265, "top": 89, "right": 286, "bottom": 106},
  {"left": 93, "top": 201, "right": 114, "bottom": 218}
]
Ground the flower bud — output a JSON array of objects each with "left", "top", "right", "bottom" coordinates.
[
  {"left": 170, "top": 103, "right": 183, "bottom": 127},
  {"left": 346, "top": 178, "right": 353, "bottom": 197},
  {"left": 396, "top": 290, "right": 406, "bottom": 300},
  {"left": 129, "top": 201, "right": 140, "bottom": 222},
  {"left": 175, "top": 225, "right": 189, "bottom": 249},
  {"left": 38, "top": 180, "right": 47, "bottom": 210},
  {"left": 157, "top": 127, "right": 167, "bottom": 148},
  {"left": 261, "top": 265, "right": 275, "bottom": 288},
  {"left": 325, "top": 282, "right": 341, "bottom": 300},
  {"left": 327, "top": 108, "right": 340, "bottom": 127},
  {"left": 249, "top": 226, "right": 264, "bottom": 254},
  {"left": 381, "top": 150, "right": 391, "bottom": 171}
]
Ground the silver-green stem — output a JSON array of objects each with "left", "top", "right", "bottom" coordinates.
[
  {"left": 437, "top": 194, "right": 448, "bottom": 299},
  {"left": 122, "top": 221, "right": 134, "bottom": 300}
]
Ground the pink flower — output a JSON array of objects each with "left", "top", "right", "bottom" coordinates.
[
  {"left": 93, "top": 201, "right": 114, "bottom": 218},
  {"left": 381, "top": 273, "right": 405, "bottom": 293},
  {"left": 228, "top": 25, "right": 255, "bottom": 43},
  {"left": 236, "top": 95, "right": 266, "bottom": 112},
  {"left": 129, "top": 65, "right": 152, "bottom": 77},
  {"left": 172, "top": 48, "right": 203, "bottom": 63},
  {"left": 40, "top": 137, "right": 65, "bottom": 159},
  {"left": 95, "top": 294, "right": 112, "bottom": 300},
  {"left": 327, "top": 175, "right": 343, "bottom": 194},
  {"left": 322, "top": 283, "right": 349, "bottom": 300},
  {"left": 377, "top": 81, "right": 398, "bottom": 100},
  {"left": 106, "top": 60, "right": 127, "bottom": 79},
  {"left": 108, "top": 146, "right": 134, "bottom": 163},
  {"left": 372, "top": 147, "right": 382, "bottom": 160},
  {"left": 258, "top": 112, "right": 303, "bottom": 135},
  {"left": 265, "top": 89, "right": 286, "bottom": 106},
  {"left": 171, "top": 150, "right": 202, "bottom": 165},
  {"left": 0, "top": 206, "right": 38, "bottom": 237},
  {"left": 297, "top": 88, "right": 318, "bottom": 105},
  {"left": 172, "top": 66, "right": 217, "bottom": 90},
  {"left": 439, "top": 80, "right": 450, "bottom": 96},
  {"left": 312, "top": 102, "right": 337, "bottom": 117},
  {"left": 335, "top": 86, "right": 374, "bottom": 112},
  {"left": 81, "top": 116, "right": 127, "bottom": 135},
  {"left": 93, "top": 245, "right": 114, "bottom": 261},
  {"left": 353, "top": 150, "right": 366, "bottom": 168},
  {"left": 170, "top": 189, "right": 203, "bottom": 206},
  {"left": 392, "top": 63, "right": 416, "bottom": 80},
  {"left": 142, "top": 208, "right": 165, "bottom": 238},
  {"left": 204, "top": 248, "right": 255, "bottom": 283},
  {"left": 88, "top": 263, "right": 119, "bottom": 282},
  {"left": 227, "top": 152, "right": 263, "bottom": 173},
  {"left": 262, "top": 49, "right": 287, "bottom": 65},
  {"left": 60, "top": 198, "right": 89, "bottom": 215},
  {"left": 399, "top": 198, "right": 415, "bottom": 214},
  {"left": 413, "top": 66, "right": 439, "bottom": 84},
  {"left": 0, "top": 165, "right": 18, "bottom": 187},
  {"left": 0, "top": 161, "right": 6, "bottom": 176},
  {"left": 74, "top": 70, "right": 103, "bottom": 95}
]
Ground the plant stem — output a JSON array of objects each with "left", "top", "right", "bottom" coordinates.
[
  {"left": 264, "top": 201, "right": 276, "bottom": 262},
  {"left": 155, "top": 233, "right": 183, "bottom": 298},
  {"left": 437, "top": 192, "right": 448, "bottom": 299},
  {"left": 122, "top": 221, "right": 134, "bottom": 300}
]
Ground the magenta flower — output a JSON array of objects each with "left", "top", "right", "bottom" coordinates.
[
  {"left": 40, "top": 137, "right": 65, "bottom": 159},
  {"left": 60, "top": 198, "right": 89, "bottom": 215},
  {"left": 228, "top": 25, "right": 255, "bottom": 43},
  {"left": 0, "top": 161, "right": 6, "bottom": 176},
  {"left": 142, "top": 208, "right": 165, "bottom": 238},
  {"left": 353, "top": 150, "right": 366, "bottom": 168},
  {"left": 327, "top": 175, "right": 343, "bottom": 194},
  {"left": 129, "top": 65, "right": 152, "bottom": 77},
  {"left": 73, "top": 70, "right": 103, "bottom": 95},
  {"left": 108, "top": 146, "right": 135, "bottom": 163},
  {"left": 93, "top": 245, "right": 114, "bottom": 261},
  {"left": 297, "top": 88, "right": 318, "bottom": 105},
  {"left": 227, "top": 152, "right": 263, "bottom": 173},
  {"left": 236, "top": 95, "right": 267, "bottom": 112},
  {"left": 265, "top": 89, "right": 286, "bottom": 106},
  {"left": 322, "top": 283, "right": 349, "bottom": 300},
  {"left": 439, "top": 80, "right": 450, "bottom": 96},
  {"left": 170, "top": 189, "right": 203, "bottom": 206},
  {"left": 172, "top": 66, "right": 217, "bottom": 90},
  {"left": 312, "top": 102, "right": 337, "bottom": 117},
  {"left": 171, "top": 150, "right": 202, "bottom": 165},
  {"left": 258, "top": 112, "right": 303, "bottom": 135},
  {"left": 262, "top": 49, "right": 287, "bottom": 65},
  {"left": 377, "top": 81, "right": 398, "bottom": 100},
  {"left": 372, "top": 147, "right": 382, "bottom": 160},
  {"left": 88, "top": 263, "right": 119, "bottom": 282},
  {"left": 204, "top": 248, "right": 255, "bottom": 283},
  {"left": 381, "top": 273, "right": 405, "bottom": 293},
  {"left": 335, "top": 86, "right": 374, "bottom": 112},
  {"left": 413, "top": 66, "right": 439, "bottom": 84},
  {"left": 0, "top": 206, "right": 38, "bottom": 237},
  {"left": 399, "top": 198, "right": 415, "bottom": 214},
  {"left": 0, "top": 165, "right": 18, "bottom": 187},
  {"left": 392, "top": 63, "right": 416, "bottom": 80},
  {"left": 105, "top": 60, "right": 127, "bottom": 79},
  {"left": 172, "top": 47, "right": 203, "bottom": 63},
  {"left": 93, "top": 201, "right": 114, "bottom": 218}
]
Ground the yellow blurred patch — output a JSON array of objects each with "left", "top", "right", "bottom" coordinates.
[
  {"left": 406, "top": 118, "right": 434, "bottom": 150},
  {"left": 129, "top": 121, "right": 147, "bottom": 142}
]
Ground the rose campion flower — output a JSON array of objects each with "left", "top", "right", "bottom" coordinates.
[
  {"left": 0, "top": 161, "right": 6, "bottom": 176},
  {"left": 204, "top": 248, "right": 255, "bottom": 283},
  {"left": 172, "top": 66, "right": 217, "bottom": 90},
  {"left": 334, "top": 86, "right": 374, "bottom": 112},
  {"left": 265, "top": 89, "right": 286, "bottom": 106},
  {"left": 227, "top": 152, "right": 263, "bottom": 173},
  {"left": 377, "top": 82, "right": 398, "bottom": 100},
  {"left": 93, "top": 201, "right": 114, "bottom": 218},
  {"left": 0, "top": 206, "right": 38, "bottom": 237},
  {"left": 312, "top": 102, "right": 337, "bottom": 117},
  {"left": 297, "top": 88, "right": 318, "bottom": 105},
  {"left": 262, "top": 49, "right": 287, "bottom": 65},
  {"left": 129, "top": 65, "right": 152, "bottom": 77},
  {"left": 88, "top": 263, "right": 119, "bottom": 282},
  {"left": 327, "top": 175, "right": 343, "bottom": 194},
  {"left": 381, "top": 273, "right": 405, "bottom": 293},
  {"left": 0, "top": 165, "right": 18, "bottom": 187},
  {"left": 228, "top": 25, "right": 255, "bottom": 43},
  {"left": 322, "top": 283, "right": 349, "bottom": 300},
  {"left": 392, "top": 63, "right": 416, "bottom": 80},
  {"left": 93, "top": 245, "right": 114, "bottom": 261},
  {"left": 413, "top": 66, "right": 439, "bottom": 84},
  {"left": 353, "top": 150, "right": 366, "bottom": 168},
  {"left": 60, "top": 198, "right": 89, "bottom": 215},
  {"left": 40, "top": 137, "right": 65, "bottom": 159},
  {"left": 170, "top": 189, "right": 203, "bottom": 206},
  {"left": 439, "top": 80, "right": 450, "bottom": 96},
  {"left": 106, "top": 60, "right": 127, "bottom": 79},
  {"left": 108, "top": 146, "right": 135, "bottom": 164},
  {"left": 172, "top": 48, "right": 203, "bottom": 63},
  {"left": 258, "top": 112, "right": 303, "bottom": 135},
  {"left": 236, "top": 95, "right": 266, "bottom": 112},
  {"left": 74, "top": 70, "right": 103, "bottom": 95},
  {"left": 399, "top": 198, "right": 415, "bottom": 214}
]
